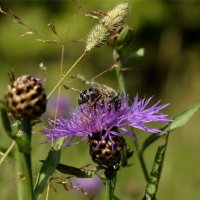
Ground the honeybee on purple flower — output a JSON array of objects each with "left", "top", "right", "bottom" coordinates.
[
  {"left": 43, "top": 81, "right": 171, "bottom": 167},
  {"left": 78, "top": 81, "right": 122, "bottom": 110}
]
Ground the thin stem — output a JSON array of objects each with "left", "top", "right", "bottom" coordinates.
[
  {"left": 134, "top": 140, "right": 149, "bottom": 182},
  {"left": 23, "top": 153, "right": 34, "bottom": 200},
  {"left": 115, "top": 64, "right": 126, "bottom": 92},
  {"left": 105, "top": 178, "right": 112, "bottom": 200},
  {"left": 15, "top": 145, "right": 24, "bottom": 200},
  {"left": 47, "top": 51, "right": 87, "bottom": 99},
  {"left": 21, "top": 120, "right": 34, "bottom": 200},
  {"left": 0, "top": 140, "right": 15, "bottom": 165},
  {"left": 105, "top": 167, "right": 117, "bottom": 200},
  {"left": 113, "top": 50, "right": 128, "bottom": 167},
  {"left": 45, "top": 183, "right": 51, "bottom": 200},
  {"left": 113, "top": 50, "right": 126, "bottom": 92},
  {"left": 139, "top": 152, "right": 149, "bottom": 182},
  {"left": 113, "top": 48, "right": 149, "bottom": 181},
  {"left": 54, "top": 45, "right": 65, "bottom": 121}
]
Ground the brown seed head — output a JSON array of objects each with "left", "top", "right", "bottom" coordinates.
[
  {"left": 88, "top": 130, "right": 125, "bottom": 167},
  {"left": 5, "top": 75, "right": 47, "bottom": 120}
]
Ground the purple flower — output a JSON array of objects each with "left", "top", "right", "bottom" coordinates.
[
  {"left": 43, "top": 94, "right": 171, "bottom": 147},
  {"left": 47, "top": 95, "right": 71, "bottom": 118},
  {"left": 71, "top": 175, "right": 103, "bottom": 196}
]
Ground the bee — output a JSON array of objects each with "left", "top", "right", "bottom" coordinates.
[{"left": 78, "top": 81, "right": 122, "bottom": 108}]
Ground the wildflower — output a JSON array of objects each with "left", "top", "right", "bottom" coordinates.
[
  {"left": 43, "top": 94, "right": 170, "bottom": 166},
  {"left": 46, "top": 95, "right": 71, "bottom": 118},
  {"left": 71, "top": 175, "right": 103, "bottom": 197},
  {"left": 5, "top": 75, "right": 47, "bottom": 120}
]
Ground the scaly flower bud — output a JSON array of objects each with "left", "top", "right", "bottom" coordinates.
[{"left": 5, "top": 75, "right": 47, "bottom": 119}]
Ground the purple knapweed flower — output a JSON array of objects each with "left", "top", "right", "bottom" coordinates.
[
  {"left": 47, "top": 95, "right": 71, "bottom": 118},
  {"left": 43, "top": 94, "right": 171, "bottom": 148},
  {"left": 71, "top": 175, "right": 103, "bottom": 197}
]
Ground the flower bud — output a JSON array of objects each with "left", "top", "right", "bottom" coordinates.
[
  {"left": 88, "top": 129, "right": 126, "bottom": 167},
  {"left": 5, "top": 75, "right": 47, "bottom": 120}
]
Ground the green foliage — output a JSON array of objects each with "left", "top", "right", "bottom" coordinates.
[
  {"left": 142, "top": 103, "right": 200, "bottom": 199},
  {"left": 34, "top": 148, "right": 61, "bottom": 200},
  {"left": 142, "top": 103, "right": 200, "bottom": 152},
  {"left": 0, "top": 102, "right": 12, "bottom": 138},
  {"left": 56, "top": 163, "right": 93, "bottom": 178},
  {"left": 0, "top": 1, "right": 200, "bottom": 200}
]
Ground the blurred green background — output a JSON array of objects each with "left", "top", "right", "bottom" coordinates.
[{"left": 0, "top": 0, "right": 200, "bottom": 199}]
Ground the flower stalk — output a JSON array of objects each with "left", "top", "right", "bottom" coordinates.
[
  {"left": 47, "top": 51, "right": 86, "bottom": 99},
  {"left": 105, "top": 167, "right": 117, "bottom": 200},
  {"left": 15, "top": 146, "right": 24, "bottom": 200},
  {"left": 134, "top": 140, "right": 149, "bottom": 181},
  {"left": 20, "top": 119, "right": 34, "bottom": 200}
]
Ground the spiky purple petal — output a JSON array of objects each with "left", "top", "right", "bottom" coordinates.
[{"left": 42, "top": 94, "right": 171, "bottom": 146}]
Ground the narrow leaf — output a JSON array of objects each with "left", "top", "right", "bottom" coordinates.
[
  {"left": 143, "top": 135, "right": 168, "bottom": 200},
  {"left": 34, "top": 148, "right": 61, "bottom": 200},
  {"left": 142, "top": 104, "right": 200, "bottom": 199},
  {"left": 164, "top": 103, "right": 200, "bottom": 132},
  {"left": 56, "top": 163, "right": 92, "bottom": 178},
  {"left": 0, "top": 105, "right": 12, "bottom": 138},
  {"left": 142, "top": 103, "right": 200, "bottom": 152}
]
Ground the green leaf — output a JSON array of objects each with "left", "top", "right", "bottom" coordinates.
[
  {"left": 143, "top": 135, "right": 168, "bottom": 200},
  {"left": 118, "top": 48, "right": 145, "bottom": 67},
  {"left": 129, "top": 48, "right": 145, "bottom": 58},
  {"left": 123, "top": 48, "right": 145, "bottom": 63},
  {"left": 163, "top": 103, "right": 200, "bottom": 132},
  {"left": 0, "top": 105, "right": 12, "bottom": 138},
  {"left": 114, "top": 25, "right": 133, "bottom": 51},
  {"left": 142, "top": 103, "right": 200, "bottom": 152},
  {"left": 56, "top": 163, "right": 92, "bottom": 178},
  {"left": 143, "top": 104, "right": 200, "bottom": 200},
  {"left": 142, "top": 103, "right": 200, "bottom": 199},
  {"left": 34, "top": 148, "right": 61, "bottom": 200}
]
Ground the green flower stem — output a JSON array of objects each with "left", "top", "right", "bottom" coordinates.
[
  {"left": 114, "top": 50, "right": 126, "bottom": 92},
  {"left": 15, "top": 146, "right": 24, "bottom": 200},
  {"left": 115, "top": 65, "right": 125, "bottom": 92},
  {"left": 105, "top": 178, "right": 112, "bottom": 200},
  {"left": 21, "top": 120, "right": 34, "bottom": 200},
  {"left": 113, "top": 50, "right": 128, "bottom": 168},
  {"left": 113, "top": 48, "right": 149, "bottom": 180},
  {"left": 23, "top": 153, "right": 34, "bottom": 200},
  {"left": 134, "top": 140, "right": 149, "bottom": 182},
  {"left": 105, "top": 167, "right": 117, "bottom": 200}
]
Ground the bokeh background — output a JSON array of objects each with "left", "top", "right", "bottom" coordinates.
[{"left": 0, "top": 0, "right": 200, "bottom": 199}]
